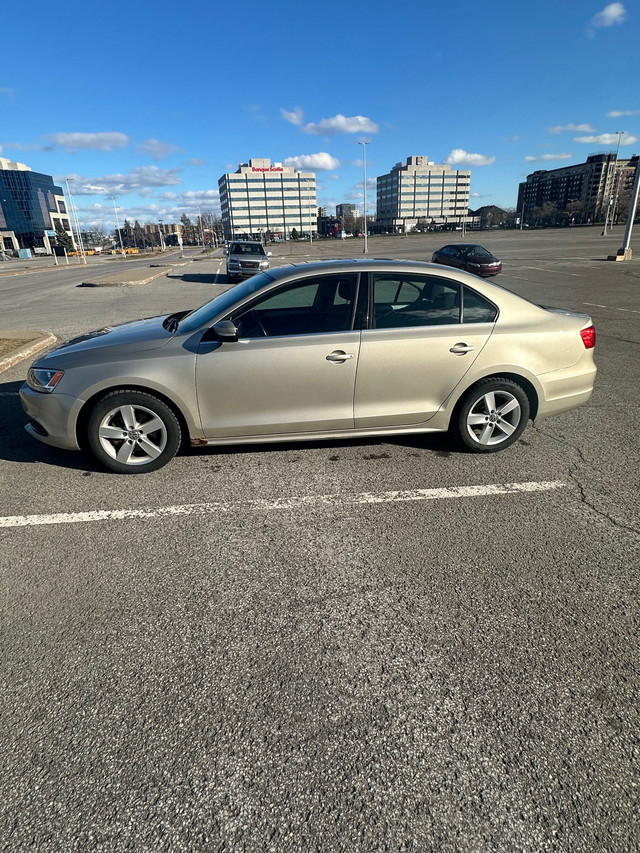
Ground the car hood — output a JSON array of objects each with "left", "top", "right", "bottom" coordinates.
[
  {"left": 467, "top": 254, "right": 499, "bottom": 264},
  {"left": 42, "top": 314, "right": 175, "bottom": 360}
]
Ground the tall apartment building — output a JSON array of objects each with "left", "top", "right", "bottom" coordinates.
[
  {"left": 0, "top": 158, "right": 72, "bottom": 254},
  {"left": 336, "top": 203, "right": 358, "bottom": 220},
  {"left": 376, "top": 155, "right": 470, "bottom": 232},
  {"left": 218, "top": 158, "right": 317, "bottom": 240},
  {"left": 517, "top": 153, "right": 639, "bottom": 224}
]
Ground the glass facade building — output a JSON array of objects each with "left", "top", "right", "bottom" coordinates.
[
  {"left": 219, "top": 159, "right": 317, "bottom": 240},
  {"left": 0, "top": 158, "right": 71, "bottom": 254}
]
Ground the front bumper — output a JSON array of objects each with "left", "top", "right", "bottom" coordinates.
[
  {"left": 19, "top": 384, "right": 82, "bottom": 451},
  {"left": 227, "top": 265, "right": 268, "bottom": 280}
]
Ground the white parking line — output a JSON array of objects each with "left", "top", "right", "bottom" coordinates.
[
  {"left": 0, "top": 480, "right": 566, "bottom": 528},
  {"left": 584, "top": 302, "right": 640, "bottom": 314}
]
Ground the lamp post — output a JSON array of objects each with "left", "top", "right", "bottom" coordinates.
[
  {"left": 111, "top": 197, "right": 125, "bottom": 257},
  {"left": 64, "top": 178, "right": 86, "bottom": 265},
  {"left": 359, "top": 140, "right": 369, "bottom": 254},
  {"left": 617, "top": 156, "right": 640, "bottom": 260},
  {"left": 602, "top": 131, "right": 625, "bottom": 235}
]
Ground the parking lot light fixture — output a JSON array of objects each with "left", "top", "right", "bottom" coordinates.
[
  {"left": 64, "top": 178, "right": 87, "bottom": 265},
  {"left": 359, "top": 140, "right": 369, "bottom": 254},
  {"left": 111, "top": 197, "right": 125, "bottom": 257},
  {"left": 602, "top": 131, "right": 625, "bottom": 235}
]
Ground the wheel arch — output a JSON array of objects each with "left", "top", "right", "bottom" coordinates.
[
  {"left": 76, "top": 384, "right": 192, "bottom": 451},
  {"left": 449, "top": 371, "right": 539, "bottom": 426}
]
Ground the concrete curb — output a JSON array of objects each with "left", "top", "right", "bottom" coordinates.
[
  {"left": 80, "top": 267, "right": 169, "bottom": 287},
  {"left": 0, "top": 331, "right": 58, "bottom": 374}
]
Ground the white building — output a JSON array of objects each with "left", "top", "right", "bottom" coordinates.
[
  {"left": 376, "top": 155, "right": 470, "bottom": 232},
  {"left": 219, "top": 158, "right": 317, "bottom": 240}
]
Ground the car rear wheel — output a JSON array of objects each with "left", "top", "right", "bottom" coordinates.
[
  {"left": 452, "top": 378, "right": 529, "bottom": 452},
  {"left": 86, "top": 390, "right": 181, "bottom": 473}
]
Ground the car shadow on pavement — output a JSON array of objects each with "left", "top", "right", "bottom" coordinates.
[
  {"left": 1, "top": 378, "right": 457, "bottom": 473},
  {"left": 0, "top": 381, "right": 104, "bottom": 472},
  {"left": 189, "top": 431, "right": 456, "bottom": 463},
  {"left": 167, "top": 272, "right": 227, "bottom": 284}
]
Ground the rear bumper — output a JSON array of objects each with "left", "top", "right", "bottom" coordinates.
[{"left": 536, "top": 360, "right": 597, "bottom": 419}]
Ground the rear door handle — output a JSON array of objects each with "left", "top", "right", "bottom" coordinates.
[
  {"left": 326, "top": 350, "right": 355, "bottom": 363},
  {"left": 449, "top": 343, "right": 475, "bottom": 355}
]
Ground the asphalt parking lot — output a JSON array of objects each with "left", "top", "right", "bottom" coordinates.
[{"left": 1, "top": 229, "right": 639, "bottom": 851}]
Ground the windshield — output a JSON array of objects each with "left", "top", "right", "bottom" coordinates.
[
  {"left": 177, "top": 271, "right": 275, "bottom": 333},
  {"left": 462, "top": 246, "right": 492, "bottom": 258},
  {"left": 230, "top": 242, "right": 265, "bottom": 256}
]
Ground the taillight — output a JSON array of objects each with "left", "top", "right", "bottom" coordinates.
[{"left": 580, "top": 325, "right": 596, "bottom": 349}]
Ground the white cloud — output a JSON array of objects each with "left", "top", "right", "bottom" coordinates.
[
  {"left": 607, "top": 109, "right": 640, "bottom": 117},
  {"left": 139, "top": 138, "right": 180, "bottom": 160},
  {"left": 281, "top": 107, "right": 304, "bottom": 126},
  {"left": 525, "top": 153, "right": 573, "bottom": 162},
  {"left": 283, "top": 152, "right": 340, "bottom": 171},
  {"left": 574, "top": 133, "right": 638, "bottom": 145},
  {"left": 183, "top": 189, "right": 220, "bottom": 202},
  {"left": 548, "top": 123, "right": 596, "bottom": 134},
  {"left": 590, "top": 2, "right": 626, "bottom": 29},
  {"left": 301, "top": 114, "right": 379, "bottom": 135},
  {"left": 59, "top": 165, "right": 183, "bottom": 195},
  {"left": 444, "top": 149, "right": 495, "bottom": 167},
  {"left": 47, "top": 132, "right": 130, "bottom": 151}
]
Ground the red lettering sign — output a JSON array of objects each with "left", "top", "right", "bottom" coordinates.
[{"left": 251, "top": 166, "right": 284, "bottom": 172}]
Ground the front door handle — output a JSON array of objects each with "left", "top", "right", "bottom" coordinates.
[
  {"left": 326, "top": 350, "right": 355, "bottom": 363},
  {"left": 449, "top": 342, "right": 475, "bottom": 355}
]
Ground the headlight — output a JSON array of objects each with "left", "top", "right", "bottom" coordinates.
[
  {"left": 228, "top": 260, "right": 240, "bottom": 268},
  {"left": 259, "top": 261, "right": 269, "bottom": 269},
  {"left": 27, "top": 367, "right": 65, "bottom": 393}
]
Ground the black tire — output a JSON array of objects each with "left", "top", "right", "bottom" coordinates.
[
  {"left": 452, "top": 377, "right": 529, "bottom": 453},
  {"left": 86, "top": 390, "right": 181, "bottom": 474}
]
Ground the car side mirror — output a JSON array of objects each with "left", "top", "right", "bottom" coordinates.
[
  {"left": 267, "top": 251, "right": 272, "bottom": 257},
  {"left": 212, "top": 320, "right": 238, "bottom": 342}
]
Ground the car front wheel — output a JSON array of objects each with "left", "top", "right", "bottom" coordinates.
[
  {"left": 452, "top": 378, "right": 529, "bottom": 452},
  {"left": 86, "top": 390, "right": 181, "bottom": 473}
]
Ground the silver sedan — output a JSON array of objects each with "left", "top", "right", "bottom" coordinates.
[{"left": 20, "top": 259, "right": 597, "bottom": 473}]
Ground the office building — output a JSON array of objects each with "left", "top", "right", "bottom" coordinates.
[
  {"left": 0, "top": 158, "right": 72, "bottom": 254},
  {"left": 219, "top": 158, "right": 317, "bottom": 240},
  {"left": 336, "top": 203, "right": 358, "bottom": 220},
  {"left": 376, "top": 155, "right": 470, "bottom": 232},
  {"left": 517, "top": 153, "right": 639, "bottom": 225}
]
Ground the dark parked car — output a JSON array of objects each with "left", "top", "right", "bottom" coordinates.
[{"left": 432, "top": 244, "right": 502, "bottom": 276}]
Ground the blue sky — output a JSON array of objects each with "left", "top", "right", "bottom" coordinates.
[{"left": 1, "top": 0, "right": 638, "bottom": 231}]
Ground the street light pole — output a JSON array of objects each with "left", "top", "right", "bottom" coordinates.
[
  {"left": 617, "top": 156, "right": 640, "bottom": 260},
  {"left": 359, "top": 140, "right": 369, "bottom": 254},
  {"left": 65, "top": 178, "right": 86, "bottom": 265},
  {"left": 602, "top": 131, "right": 625, "bottom": 235},
  {"left": 111, "top": 197, "right": 125, "bottom": 257}
]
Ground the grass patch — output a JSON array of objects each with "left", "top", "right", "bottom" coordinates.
[{"left": 0, "top": 338, "right": 32, "bottom": 358}]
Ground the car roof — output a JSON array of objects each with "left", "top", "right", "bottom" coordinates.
[{"left": 264, "top": 257, "right": 492, "bottom": 283}]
